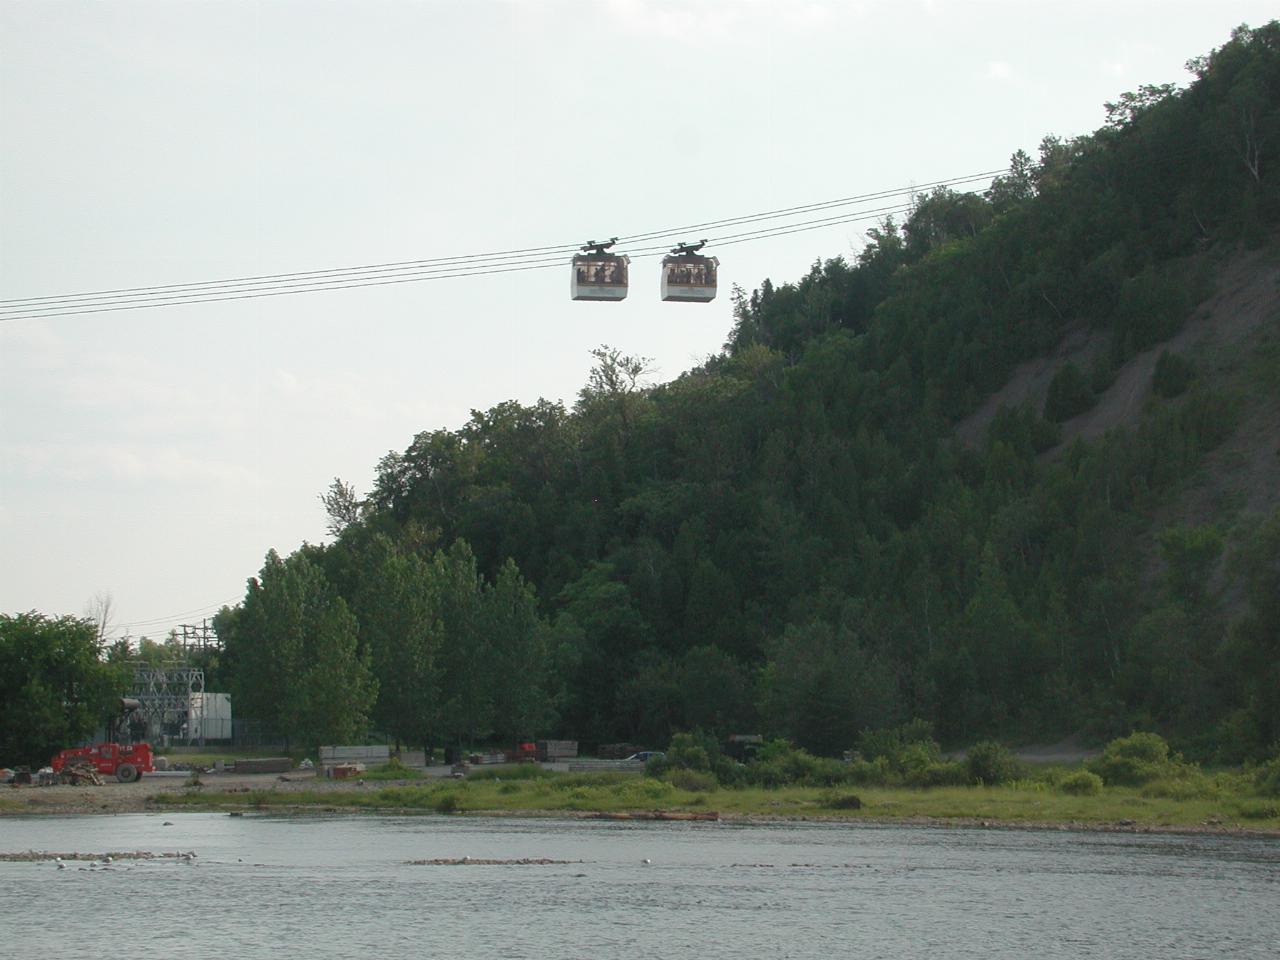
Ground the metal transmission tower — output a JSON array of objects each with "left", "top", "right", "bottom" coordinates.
[
  {"left": 176, "top": 619, "right": 221, "bottom": 655},
  {"left": 132, "top": 662, "right": 205, "bottom": 745}
]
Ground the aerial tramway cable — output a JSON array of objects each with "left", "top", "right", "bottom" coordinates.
[{"left": 0, "top": 168, "right": 1004, "bottom": 322}]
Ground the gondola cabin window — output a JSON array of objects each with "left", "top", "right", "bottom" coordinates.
[
  {"left": 661, "top": 254, "right": 718, "bottom": 302},
  {"left": 571, "top": 247, "right": 630, "bottom": 301}
]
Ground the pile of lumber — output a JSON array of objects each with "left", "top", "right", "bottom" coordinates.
[{"left": 57, "top": 763, "right": 104, "bottom": 786}]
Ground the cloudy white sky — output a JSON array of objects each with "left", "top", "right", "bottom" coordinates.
[{"left": 2, "top": 0, "right": 1274, "bottom": 642}]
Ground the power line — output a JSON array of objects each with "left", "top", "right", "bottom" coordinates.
[
  {"left": 104, "top": 600, "right": 238, "bottom": 636},
  {"left": 0, "top": 169, "right": 1005, "bottom": 322}
]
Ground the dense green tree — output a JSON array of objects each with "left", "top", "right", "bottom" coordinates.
[
  {"left": 483, "top": 558, "right": 554, "bottom": 740},
  {"left": 1225, "top": 509, "right": 1280, "bottom": 748},
  {"left": 759, "top": 622, "right": 899, "bottom": 755},
  {"left": 1044, "top": 362, "right": 1095, "bottom": 423},
  {"left": 218, "top": 549, "right": 375, "bottom": 750},
  {"left": 435, "top": 540, "right": 493, "bottom": 747},
  {"left": 351, "top": 538, "right": 445, "bottom": 751},
  {"left": 0, "top": 613, "right": 126, "bottom": 767},
  {"left": 288, "top": 597, "right": 374, "bottom": 752}
]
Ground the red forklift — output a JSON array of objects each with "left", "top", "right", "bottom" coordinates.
[
  {"left": 51, "top": 698, "right": 156, "bottom": 783},
  {"left": 506, "top": 740, "right": 538, "bottom": 764}
]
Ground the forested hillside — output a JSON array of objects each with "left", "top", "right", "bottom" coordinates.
[{"left": 216, "top": 23, "right": 1280, "bottom": 760}]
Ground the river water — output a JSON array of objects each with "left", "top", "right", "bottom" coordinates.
[{"left": 1, "top": 814, "right": 1276, "bottom": 958}]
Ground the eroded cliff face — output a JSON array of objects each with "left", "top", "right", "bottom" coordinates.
[{"left": 953, "top": 243, "right": 1279, "bottom": 515}]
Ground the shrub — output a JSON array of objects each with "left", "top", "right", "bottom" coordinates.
[
  {"left": 1110, "top": 264, "right": 1201, "bottom": 363},
  {"left": 665, "top": 732, "right": 712, "bottom": 772},
  {"left": 665, "top": 768, "right": 718, "bottom": 793},
  {"left": 554, "top": 771, "right": 632, "bottom": 790},
  {"left": 1255, "top": 753, "right": 1280, "bottom": 797},
  {"left": 650, "top": 730, "right": 744, "bottom": 786},
  {"left": 1141, "top": 773, "right": 1218, "bottom": 800},
  {"left": 820, "top": 791, "right": 863, "bottom": 810},
  {"left": 1235, "top": 801, "right": 1280, "bottom": 820},
  {"left": 966, "top": 741, "right": 1022, "bottom": 786},
  {"left": 896, "top": 742, "right": 942, "bottom": 779},
  {"left": 434, "top": 793, "right": 462, "bottom": 814},
  {"left": 1058, "top": 770, "right": 1103, "bottom": 796},
  {"left": 1087, "top": 732, "right": 1184, "bottom": 786},
  {"left": 363, "top": 757, "right": 423, "bottom": 781},
  {"left": 466, "top": 763, "right": 554, "bottom": 781},
  {"left": 1152, "top": 350, "right": 1196, "bottom": 398},
  {"left": 856, "top": 720, "right": 944, "bottom": 782},
  {"left": 744, "top": 740, "right": 851, "bottom": 787},
  {"left": 903, "top": 761, "right": 968, "bottom": 788},
  {"left": 844, "top": 757, "right": 892, "bottom": 786},
  {"left": 612, "top": 778, "right": 674, "bottom": 804},
  {"left": 857, "top": 719, "right": 937, "bottom": 764},
  {"left": 1044, "top": 362, "right": 1096, "bottom": 422}
]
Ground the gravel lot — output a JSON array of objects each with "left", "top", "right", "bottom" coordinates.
[{"left": 2, "top": 768, "right": 381, "bottom": 815}]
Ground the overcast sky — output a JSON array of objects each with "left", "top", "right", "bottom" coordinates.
[{"left": 2, "top": 0, "right": 1274, "bottom": 643}]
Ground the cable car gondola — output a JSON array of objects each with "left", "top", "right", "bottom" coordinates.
[
  {"left": 661, "top": 241, "right": 718, "bottom": 303},
  {"left": 571, "top": 239, "right": 630, "bottom": 301}
]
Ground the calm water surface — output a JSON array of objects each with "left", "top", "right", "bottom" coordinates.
[{"left": 1, "top": 813, "right": 1276, "bottom": 958}]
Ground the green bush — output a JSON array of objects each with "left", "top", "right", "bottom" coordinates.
[
  {"left": 1058, "top": 770, "right": 1103, "bottom": 796},
  {"left": 903, "top": 761, "right": 968, "bottom": 788},
  {"left": 820, "top": 791, "right": 863, "bottom": 810},
  {"left": 611, "top": 778, "right": 674, "bottom": 804},
  {"left": 857, "top": 719, "right": 937, "bottom": 764},
  {"left": 665, "top": 768, "right": 718, "bottom": 793},
  {"left": 743, "top": 740, "right": 852, "bottom": 787},
  {"left": 1235, "top": 801, "right": 1280, "bottom": 820},
  {"left": 966, "top": 740, "right": 1022, "bottom": 785},
  {"left": 1044, "top": 362, "right": 1096, "bottom": 422},
  {"left": 1087, "top": 732, "right": 1182, "bottom": 785},
  {"left": 553, "top": 771, "right": 633, "bottom": 790},
  {"left": 650, "top": 730, "right": 744, "bottom": 786},
  {"left": 1152, "top": 349, "right": 1196, "bottom": 398},
  {"left": 665, "top": 731, "right": 712, "bottom": 772},
  {"left": 466, "top": 763, "right": 555, "bottom": 781},
  {"left": 434, "top": 793, "right": 462, "bottom": 814},
  {"left": 362, "top": 757, "right": 423, "bottom": 780},
  {"left": 843, "top": 721, "right": 962, "bottom": 787},
  {"left": 1110, "top": 264, "right": 1201, "bottom": 363},
  {"left": 844, "top": 757, "right": 893, "bottom": 786},
  {"left": 1255, "top": 753, "right": 1280, "bottom": 797},
  {"left": 1141, "top": 773, "right": 1218, "bottom": 800}
]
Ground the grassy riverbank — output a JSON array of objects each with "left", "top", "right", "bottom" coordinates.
[{"left": 143, "top": 770, "right": 1280, "bottom": 833}]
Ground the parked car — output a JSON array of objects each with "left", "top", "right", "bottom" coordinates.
[{"left": 623, "top": 751, "right": 665, "bottom": 763}]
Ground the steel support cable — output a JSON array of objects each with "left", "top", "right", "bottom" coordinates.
[
  {"left": 0, "top": 260, "right": 579, "bottom": 321},
  {"left": 0, "top": 180, "right": 974, "bottom": 317},
  {"left": 0, "top": 240, "right": 586, "bottom": 308},
  {"left": 638, "top": 197, "right": 923, "bottom": 252},
  {"left": 0, "top": 167, "right": 1007, "bottom": 311},
  {"left": 0, "top": 202, "right": 924, "bottom": 320},
  {"left": 1, "top": 203, "right": 925, "bottom": 321},
  {"left": 614, "top": 169, "right": 1005, "bottom": 245},
  {"left": 0, "top": 250, "right": 588, "bottom": 318},
  {"left": 0, "top": 185, "right": 994, "bottom": 321}
]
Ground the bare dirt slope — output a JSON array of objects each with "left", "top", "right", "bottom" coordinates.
[{"left": 953, "top": 245, "right": 1280, "bottom": 528}]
